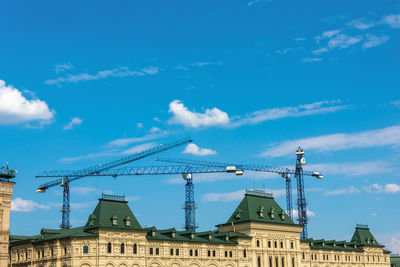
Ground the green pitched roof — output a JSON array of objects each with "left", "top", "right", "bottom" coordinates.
[
  {"left": 84, "top": 195, "right": 142, "bottom": 230},
  {"left": 351, "top": 224, "right": 382, "bottom": 247},
  {"left": 224, "top": 190, "right": 295, "bottom": 226}
]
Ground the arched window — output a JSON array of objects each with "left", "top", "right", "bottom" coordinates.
[
  {"left": 257, "top": 256, "right": 261, "bottom": 267},
  {"left": 276, "top": 256, "right": 279, "bottom": 267},
  {"left": 64, "top": 247, "right": 67, "bottom": 255},
  {"left": 280, "top": 241, "right": 284, "bottom": 248},
  {"left": 243, "top": 249, "right": 247, "bottom": 258},
  {"left": 269, "top": 256, "right": 273, "bottom": 267},
  {"left": 282, "top": 256, "right": 285, "bottom": 267},
  {"left": 292, "top": 257, "right": 295, "bottom": 267},
  {"left": 83, "top": 246, "right": 89, "bottom": 254},
  {"left": 274, "top": 241, "right": 277, "bottom": 248},
  {"left": 257, "top": 240, "right": 260, "bottom": 247},
  {"left": 268, "top": 240, "right": 271, "bottom": 247},
  {"left": 291, "top": 242, "right": 294, "bottom": 249},
  {"left": 107, "top": 243, "right": 112, "bottom": 254},
  {"left": 133, "top": 244, "right": 137, "bottom": 254},
  {"left": 120, "top": 243, "right": 125, "bottom": 254}
]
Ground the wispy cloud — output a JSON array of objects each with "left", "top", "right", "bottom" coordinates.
[
  {"left": 347, "top": 19, "right": 376, "bottom": 30},
  {"left": 325, "top": 186, "right": 361, "bottom": 196},
  {"left": 11, "top": 198, "right": 50, "bottom": 212},
  {"left": 55, "top": 62, "right": 73, "bottom": 73},
  {"left": 45, "top": 66, "right": 159, "bottom": 85},
  {"left": 167, "top": 171, "right": 279, "bottom": 184},
  {"left": 364, "top": 183, "right": 400, "bottom": 194},
  {"left": 59, "top": 142, "right": 157, "bottom": 162},
  {"left": 63, "top": 117, "right": 83, "bottom": 130},
  {"left": 302, "top": 57, "right": 323, "bottom": 63},
  {"left": 230, "top": 100, "right": 348, "bottom": 128},
  {"left": 381, "top": 14, "right": 400, "bottom": 29},
  {"left": 202, "top": 189, "right": 285, "bottom": 203},
  {"left": 306, "top": 160, "right": 395, "bottom": 177},
  {"left": 182, "top": 143, "right": 217, "bottom": 156},
  {"left": 261, "top": 124, "right": 400, "bottom": 157},
  {"left": 107, "top": 131, "right": 168, "bottom": 148},
  {"left": 0, "top": 80, "right": 55, "bottom": 125},
  {"left": 362, "top": 34, "right": 389, "bottom": 49}
]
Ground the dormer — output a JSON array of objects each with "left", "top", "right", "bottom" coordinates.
[
  {"left": 124, "top": 216, "right": 131, "bottom": 227},
  {"left": 111, "top": 215, "right": 118, "bottom": 226}
]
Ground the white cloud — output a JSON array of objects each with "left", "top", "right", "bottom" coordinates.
[
  {"left": 167, "top": 171, "right": 279, "bottom": 184},
  {"left": 182, "top": 143, "right": 217, "bottom": 156},
  {"left": 324, "top": 186, "right": 361, "bottom": 196},
  {"left": 11, "top": 198, "right": 50, "bottom": 212},
  {"left": 63, "top": 117, "right": 83, "bottom": 130},
  {"left": 45, "top": 66, "right": 159, "bottom": 85},
  {"left": 192, "top": 61, "right": 222, "bottom": 67},
  {"left": 306, "top": 160, "right": 395, "bottom": 177},
  {"left": 261, "top": 124, "right": 400, "bottom": 157},
  {"left": 347, "top": 19, "right": 376, "bottom": 30},
  {"left": 294, "top": 37, "right": 306, "bottom": 41},
  {"left": 230, "top": 100, "right": 347, "bottom": 128},
  {"left": 362, "top": 34, "right": 389, "bottom": 49},
  {"left": 107, "top": 131, "right": 167, "bottom": 148},
  {"left": 0, "top": 80, "right": 55, "bottom": 125},
  {"left": 328, "top": 34, "right": 363, "bottom": 49},
  {"left": 365, "top": 183, "right": 400, "bottom": 194},
  {"left": 292, "top": 209, "right": 316, "bottom": 218},
  {"left": 276, "top": 48, "right": 293, "bottom": 55},
  {"left": 302, "top": 57, "right": 323, "bottom": 63},
  {"left": 119, "top": 142, "right": 157, "bottom": 155},
  {"left": 382, "top": 14, "right": 400, "bottom": 29},
  {"left": 150, "top": 126, "right": 161, "bottom": 133},
  {"left": 315, "top": 29, "right": 342, "bottom": 42},
  {"left": 137, "top": 122, "right": 144, "bottom": 129},
  {"left": 55, "top": 62, "right": 73, "bottom": 73},
  {"left": 168, "top": 100, "right": 229, "bottom": 128},
  {"left": 202, "top": 189, "right": 285, "bottom": 203},
  {"left": 391, "top": 100, "right": 400, "bottom": 108}
]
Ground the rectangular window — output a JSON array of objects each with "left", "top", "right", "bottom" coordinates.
[
  {"left": 83, "top": 246, "right": 89, "bottom": 254},
  {"left": 225, "top": 251, "right": 228, "bottom": 257},
  {"left": 170, "top": 248, "right": 173, "bottom": 256},
  {"left": 195, "top": 250, "right": 198, "bottom": 257},
  {"left": 190, "top": 249, "right": 193, "bottom": 256},
  {"left": 229, "top": 251, "right": 232, "bottom": 257},
  {"left": 149, "top": 248, "right": 153, "bottom": 255},
  {"left": 258, "top": 256, "right": 261, "bottom": 267},
  {"left": 156, "top": 248, "right": 159, "bottom": 255},
  {"left": 208, "top": 250, "right": 211, "bottom": 257},
  {"left": 213, "top": 250, "right": 216, "bottom": 257},
  {"left": 176, "top": 249, "right": 179, "bottom": 256}
]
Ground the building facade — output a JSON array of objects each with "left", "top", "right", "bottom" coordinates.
[
  {"left": 1, "top": 180, "right": 15, "bottom": 266},
  {"left": 9, "top": 190, "right": 391, "bottom": 267}
]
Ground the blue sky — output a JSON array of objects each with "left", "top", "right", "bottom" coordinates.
[{"left": 1, "top": 0, "right": 400, "bottom": 253}]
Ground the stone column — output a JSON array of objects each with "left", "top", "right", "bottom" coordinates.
[{"left": 0, "top": 181, "right": 15, "bottom": 266}]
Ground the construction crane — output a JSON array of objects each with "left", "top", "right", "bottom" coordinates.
[
  {"left": 155, "top": 157, "right": 323, "bottom": 238},
  {"left": 0, "top": 162, "right": 17, "bottom": 181},
  {"left": 37, "top": 164, "right": 243, "bottom": 231},
  {"left": 36, "top": 137, "right": 192, "bottom": 229}
]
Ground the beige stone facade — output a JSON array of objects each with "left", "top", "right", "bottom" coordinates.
[
  {"left": 9, "top": 191, "right": 390, "bottom": 267},
  {"left": 0, "top": 181, "right": 15, "bottom": 266}
]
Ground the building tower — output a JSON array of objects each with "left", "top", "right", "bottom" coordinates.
[{"left": 0, "top": 180, "right": 15, "bottom": 266}]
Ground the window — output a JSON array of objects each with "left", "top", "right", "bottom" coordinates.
[
  {"left": 42, "top": 251, "right": 44, "bottom": 258},
  {"left": 133, "top": 244, "right": 137, "bottom": 254},
  {"left": 274, "top": 241, "right": 277, "bottom": 248},
  {"left": 243, "top": 249, "right": 247, "bottom": 258},
  {"left": 176, "top": 249, "right": 179, "bottom": 256},
  {"left": 64, "top": 247, "right": 67, "bottom": 255},
  {"left": 257, "top": 256, "right": 261, "bottom": 267},
  {"left": 156, "top": 248, "right": 159, "bottom": 255},
  {"left": 190, "top": 249, "right": 193, "bottom": 256},
  {"left": 256, "top": 240, "right": 260, "bottom": 247},
  {"left": 269, "top": 256, "right": 273, "bottom": 267},
  {"left": 208, "top": 250, "right": 211, "bottom": 257},
  {"left": 225, "top": 251, "right": 228, "bottom": 257},
  {"left": 276, "top": 256, "right": 279, "bottom": 267},
  {"left": 37, "top": 251, "right": 40, "bottom": 259},
  {"left": 51, "top": 249, "right": 54, "bottom": 257},
  {"left": 291, "top": 242, "right": 294, "bottom": 249},
  {"left": 229, "top": 251, "right": 232, "bottom": 257},
  {"left": 302, "top": 252, "right": 305, "bottom": 260},
  {"left": 170, "top": 248, "right": 173, "bottom": 256},
  {"left": 282, "top": 256, "right": 285, "bottom": 267},
  {"left": 83, "top": 246, "right": 89, "bottom": 254},
  {"left": 107, "top": 243, "right": 112, "bottom": 254},
  {"left": 120, "top": 243, "right": 125, "bottom": 254},
  {"left": 195, "top": 250, "right": 198, "bottom": 257},
  {"left": 212, "top": 250, "right": 216, "bottom": 257},
  {"left": 268, "top": 240, "right": 271, "bottom": 247},
  {"left": 280, "top": 241, "right": 284, "bottom": 248},
  {"left": 149, "top": 248, "right": 153, "bottom": 255},
  {"left": 292, "top": 257, "right": 295, "bottom": 267},
  {"left": 111, "top": 215, "right": 118, "bottom": 226}
]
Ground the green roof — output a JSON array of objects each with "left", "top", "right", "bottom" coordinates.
[
  {"left": 391, "top": 255, "right": 400, "bottom": 267},
  {"left": 84, "top": 195, "right": 142, "bottom": 230},
  {"left": 351, "top": 224, "right": 383, "bottom": 247},
  {"left": 144, "top": 227, "right": 250, "bottom": 245},
  {"left": 10, "top": 227, "right": 97, "bottom": 246},
  {"left": 301, "top": 238, "right": 363, "bottom": 252},
  {"left": 223, "top": 190, "right": 295, "bottom": 226}
]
